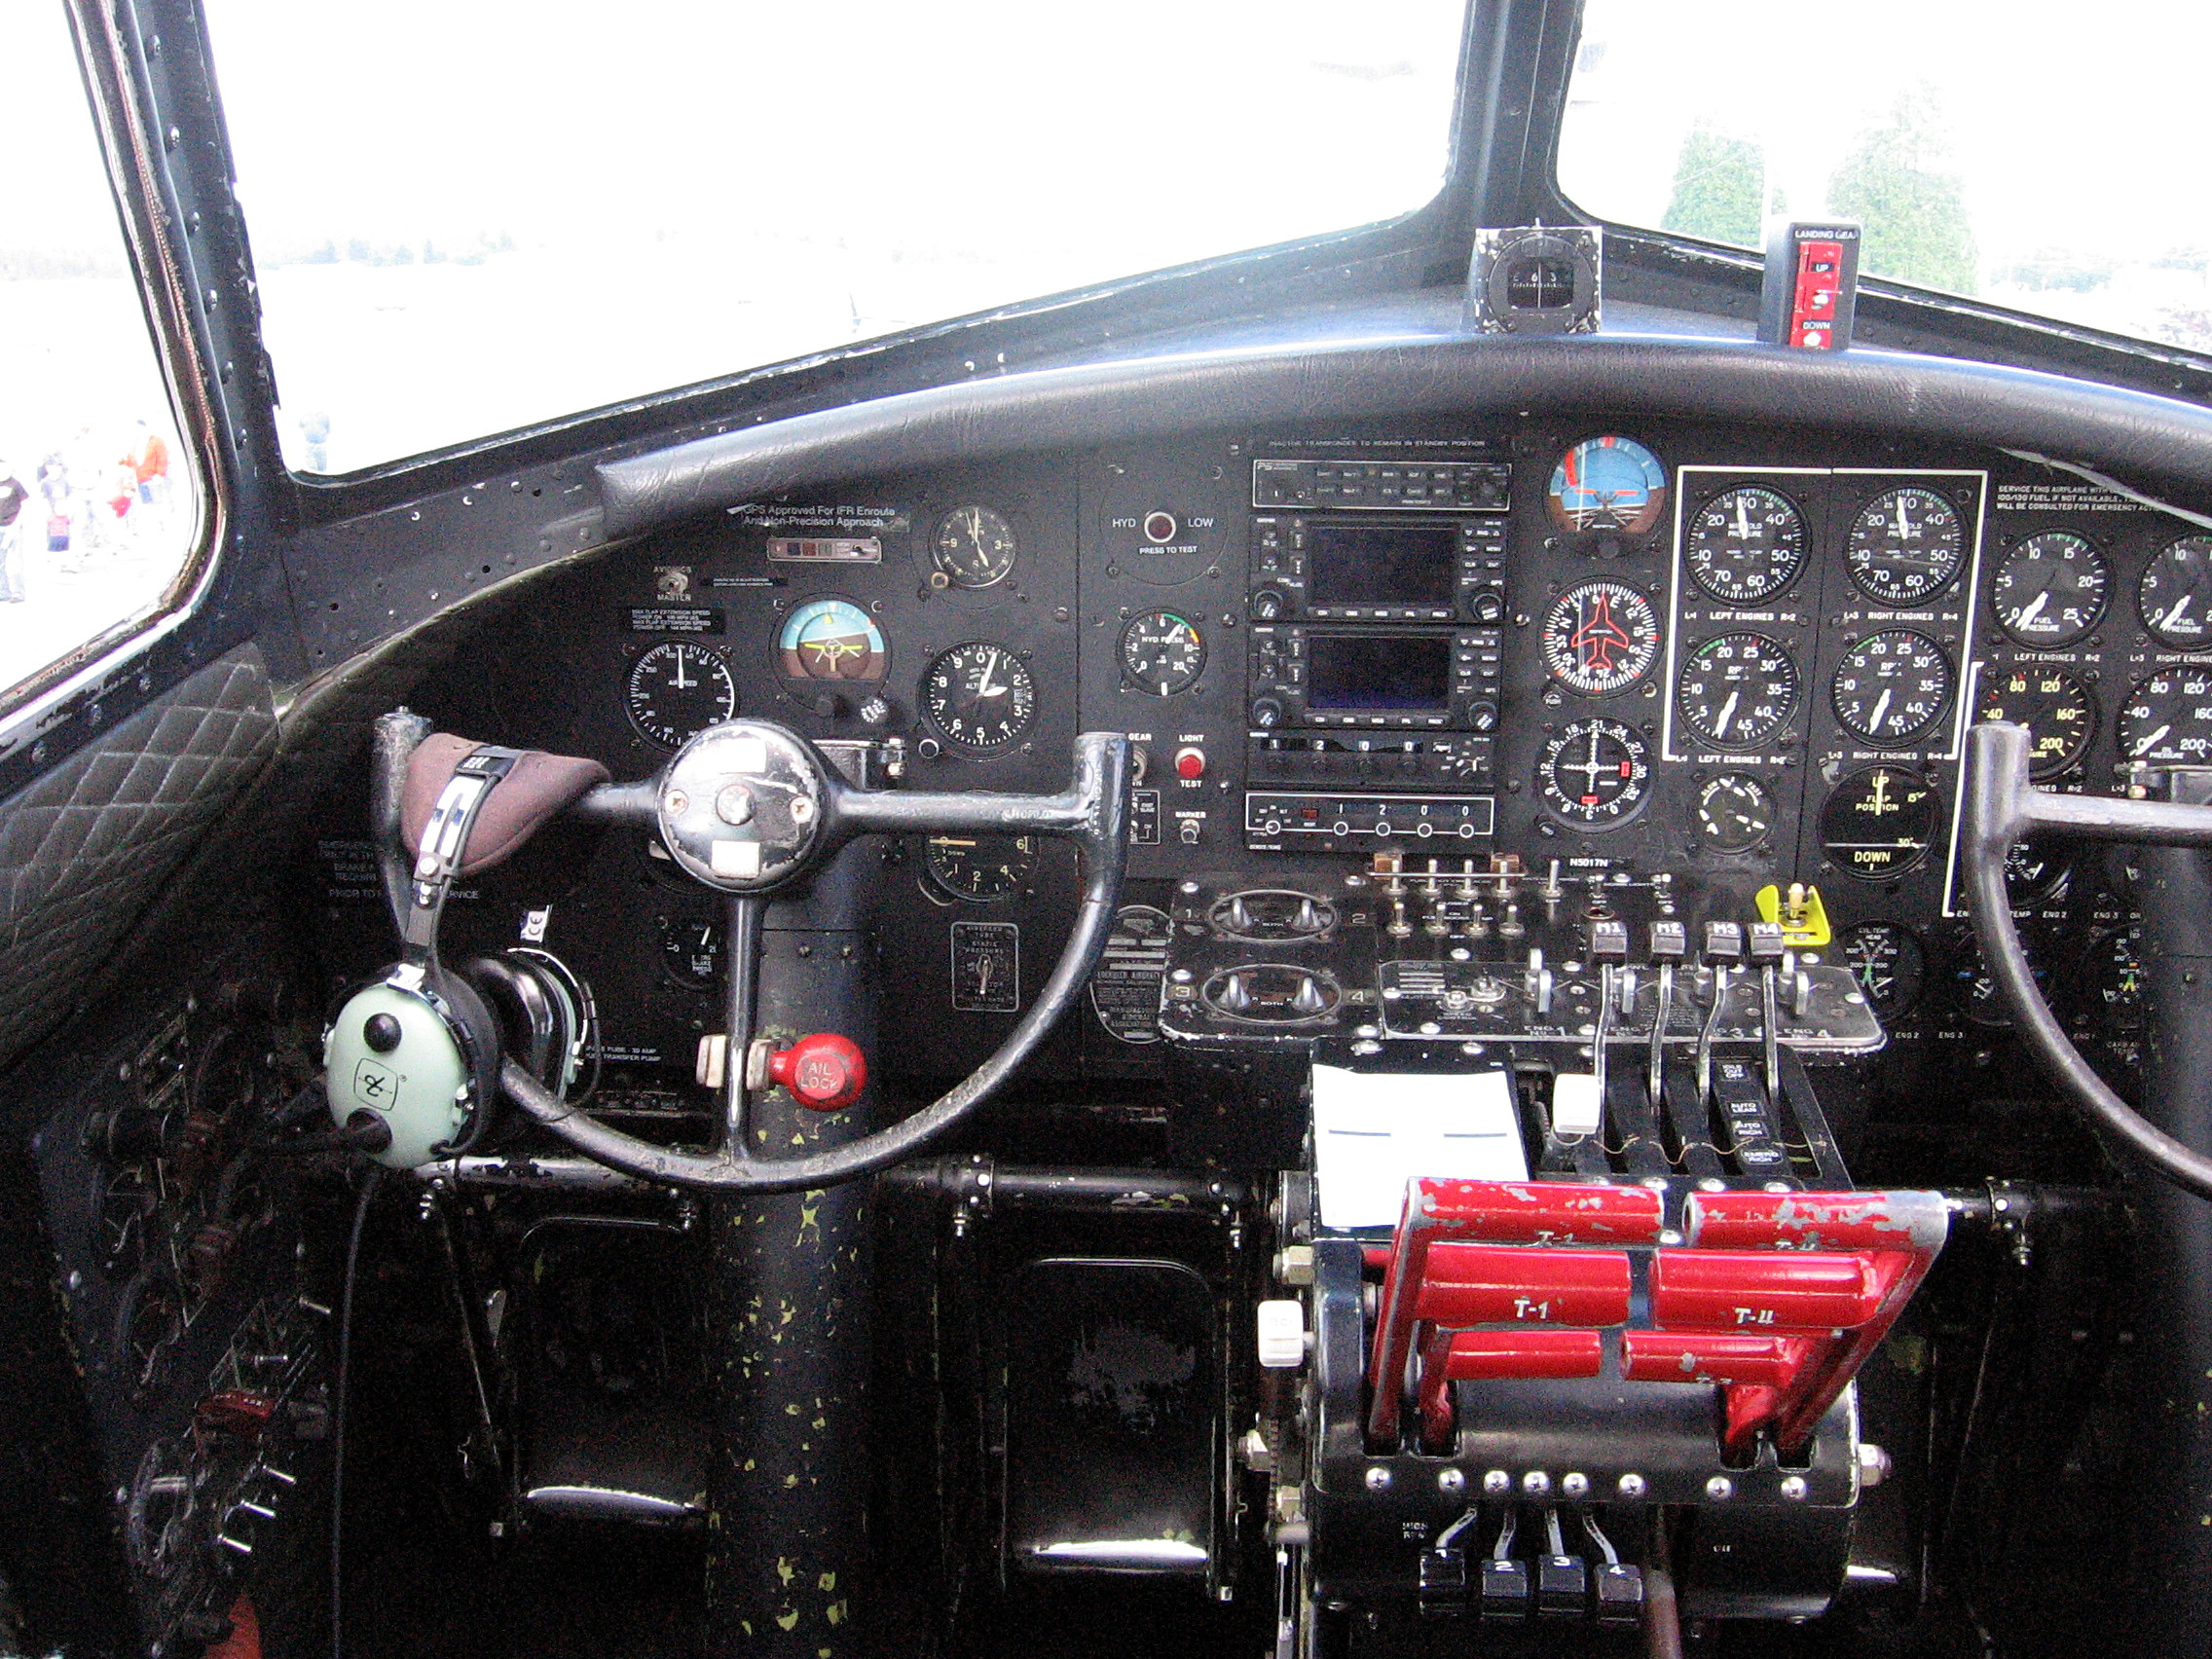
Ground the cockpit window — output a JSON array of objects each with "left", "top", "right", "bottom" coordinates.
[
  {"left": 1559, "top": 0, "right": 2212, "bottom": 360},
  {"left": 203, "top": 0, "right": 1469, "bottom": 476}
]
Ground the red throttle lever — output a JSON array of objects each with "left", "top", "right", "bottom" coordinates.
[{"left": 766, "top": 1032, "right": 867, "bottom": 1112}]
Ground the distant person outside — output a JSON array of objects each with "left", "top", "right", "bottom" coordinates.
[{"left": 0, "top": 460, "right": 26, "bottom": 603}]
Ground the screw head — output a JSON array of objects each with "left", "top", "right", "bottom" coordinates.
[
  {"left": 1522, "top": 1470, "right": 1552, "bottom": 1496},
  {"left": 1617, "top": 1472, "right": 1647, "bottom": 1498},
  {"left": 1705, "top": 1475, "right": 1735, "bottom": 1501},
  {"left": 1438, "top": 1468, "right": 1466, "bottom": 1493},
  {"left": 1482, "top": 1469, "right": 1511, "bottom": 1495},
  {"left": 1779, "top": 1475, "right": 1808, "bottom": 1501},
  {"left": 1365, "top": 1465, "right": 1392, "bottom": 1492},
  {"left": 1561, "top": 1472, "right": 1589, "bottom": 1498}
]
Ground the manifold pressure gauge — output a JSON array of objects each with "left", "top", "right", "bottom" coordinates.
[
  {"left": 1685, "top": 486, "right": 1808, "bottom": 605},
  {"left": 1846, "top": 487, "right": 1965, "bottom": 605},
  {"left": 1536, "top": 718, "right": 1652, "bottom": 829}
]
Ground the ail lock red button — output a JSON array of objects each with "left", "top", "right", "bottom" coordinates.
[
  {"left": 1173, "top": 746, "right": 1206, "bottom": 780},
  {"left": 767, "top": 1033, "right": 867, "bottom": 1112}
]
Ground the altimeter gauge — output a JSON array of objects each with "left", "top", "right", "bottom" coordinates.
[{"left": 923, "top": 641, "right": 1037, "bottom": 753}]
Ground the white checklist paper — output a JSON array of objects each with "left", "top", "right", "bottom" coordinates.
[{"left": 1311, "top": 1065, "right": 1529, "bottom": 1232}]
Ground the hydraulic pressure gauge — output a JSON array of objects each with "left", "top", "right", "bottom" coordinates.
[
  {"left": 1973, "top": 666, "right": 2094, "bottom": 779},
  {"left": 1846, "top": 487, "right": 1965, "bottom": 604},
  {"left": 1536, "top": 718, "right": 1652, "bottom": 829},
  {"left": 2138, "top": 536, "right": 2212, "bottom": 647},
  {"left": 1694, "top": 772, "right": 1775, "bottom": 853},
  {"left": 1830, "top": 631, "right": 1953, "bottom": 747},
  {"left": 1119, "top": 610, "right": 1205, "bottom": 696},
  {"left": 931, "top": 505, "right": 1018, "bottom": 590},
  {"left": 1539, "top": 580, "right": 1661, "bottom": 695},
  {"left": 923, "top": 641, "right": 1037, "bottom": 753},
  {"left": 1674, "top": 632, "right": 1798, "bottom": 749},
  {"left": 1684, "top": 486, "right": 1807, "bottom": 605},
  {"left": 1990, "top": 532, "right": 2108, "bottom": 648},
  {"left": 626, "top": 641, "right": 738, "bottom": 749}
]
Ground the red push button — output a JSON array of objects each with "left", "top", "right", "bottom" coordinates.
[
  {"left": 1173, "top": 746, "right": 1206, "bottom": 780},
  {"left": 767, "top": 1033, "right": 867, "bottom": 1112}
]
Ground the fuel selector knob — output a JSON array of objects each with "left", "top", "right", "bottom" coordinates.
[{"left": 766, "top": 1032, "right": 867, "bottom": 1113}]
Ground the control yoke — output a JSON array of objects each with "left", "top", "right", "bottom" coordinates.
[{"left": 1962, "top": 720, "right": 2212, "bottom": 1198}]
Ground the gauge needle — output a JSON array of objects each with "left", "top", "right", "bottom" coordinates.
[
  {"left": 1714, "top": 689, "right": 1739, "bottom": 738},
  {"left": 1870, "top": 772, "right": 1892, "bottom": 813},
  {"left": 977, "top": 650, "right": 1004, "bottom": 698},
  {"left": 1734, "top": 495, "right": 1751, "bottom": 540},
  {"left": 1868, "top": 688, "right": 1893, "bottom": 732},
  {"left": 2014, "top": 591, "right": 2048, "bottom": 628},
  {"left": 2135, "top": 723, "right": 2172, "bottom": 756},
  {"left": 1893, "top": 496, "right": 1912, "bottom": 540},
  {"left": 672, "top": 654, "right": 693, "bottom": 690},
  {"left": 2165, "top": 596, "right": 2194, "bottom": 631}
]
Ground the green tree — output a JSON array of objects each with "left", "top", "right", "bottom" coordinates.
[
  {"left": 1827, "top": 91, "right": 1978, "bottom": 295},
  {"left": 1661, "top": 128, "right": 1765, "bottom": 248}
]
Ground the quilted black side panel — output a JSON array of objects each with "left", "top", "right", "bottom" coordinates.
[{"left": 0, "top": 647, "right": 276, "bottom": 1067}]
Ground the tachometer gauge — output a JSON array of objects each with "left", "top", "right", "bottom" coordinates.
[
  {"left": 922, "top": 833, "right": 1039, "bottom": 903},
  {"left": 1694, "top": 772, "right": 1775, "bottom": 853},
  {"left": 660, "top": 917, "right": 721, "bottom": 990},
  {"left": 626, "top": 641, "right": 737, "bottom": 749},
  {"left": 1675, "top": 631, "right": 1798, "bottom": 749},
  {"left": 777, "top": 597, "right": 889, "bottom": 682},
  {"left": 1684, "top": 486, "right": 1807, "bottom": 605},
  {"left": 1539, "top": 579, "right": 1661, "bottom": 694},
  {"left": 1835, "top": 921, "right": 1927, "bottom": 1020},
  {"left": 2118, "top": 668, "right": 2212, "bottom": 765},
  {"left": 1536, "top": 718, "right": 1652, "bottom": 829},
  {"left": 1119, "top": 610, "right": 1205, "bottom": 696},
  {"left": 2137, "top": 535, "right": 2212, "bottom": 647},
  {"left": 931, "top": 505, "right": 1017, "bottom": 590},
  {"left": 1846, "top": 487, "right": 1965, "bottom": 605},
  {"left": 1830, "top": 630, "right": 1953, "bottom": 746},
  {"left": 1973, "top": 666, "right": 2094, "bottom": 779},
  {"left": 922, "top": 641, "right": 1037, "bottom": 753},
  {"left": 1990, "top": 532, "right": 2108, "bottom": 648},
  {"left": 1546, "top": 436, "right": 1668, "bottom": 535},
  {"left": 1820, "top": 764, "right": 1936, "bottom": 880}
]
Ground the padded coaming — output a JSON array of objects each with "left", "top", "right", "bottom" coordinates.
[{"left": 0, "top": 647, "right": 276, "bottom": 1068}]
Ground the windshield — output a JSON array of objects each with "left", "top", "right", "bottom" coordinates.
[
  {"left": 1559, "top": 0, "right": 2212, "bottom": 360},
  {"left": 203, "top": 0, "right": 1468, "bottom": 476}
]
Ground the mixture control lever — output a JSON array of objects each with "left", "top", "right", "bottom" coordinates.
[
  {"left": 1698, "top": 923, "right": 1745, "bottom": 1106},
  {"left": 1647, "top": 920, "right": 1687, "bottom": 1105}
]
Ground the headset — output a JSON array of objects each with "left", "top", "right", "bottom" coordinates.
[{"left": 323, "top": 742, "right": 596, "bottom": 1167}]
